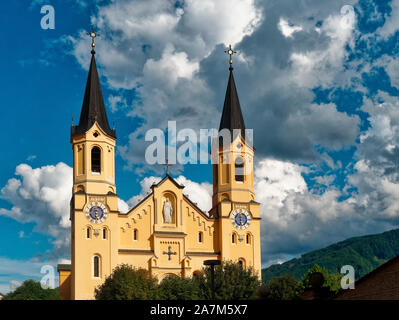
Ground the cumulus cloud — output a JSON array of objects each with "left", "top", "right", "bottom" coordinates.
[
  {"left": 126, "top": 175, "right": 212, "bottom": 213},
  {"left": 253, "top": 88, "right": 399, "bottom": 264},
  {"left": 108, "top": 95, "right": 127, "bottom": 113},
  {"left": 289, "top": 5, "right": 356, "bottom": 88},
  {"left": 95, "top": 0, "right": 358, "bottom": 166},
  {"left": 64, "top": 0, "right": 265, "bottom": 170},
  {"left": 278, "top": 18, "right": 303, "bottom": 38},
  {"left": 29, "top": 0, "right": 399, "bottom": 268},
  {"left": 175, "top": 176, "right": 212, "bottom": 212},
  {"left": 254, "top": 156, "right": 399, "bottom": 266},
  {"left": 118, "top": 198, "right": 130, "bottom": 214},
  {"left": 377, "top": 0, "right": 399, "bottom": 38},
  {"left": 0, "top": 163, "right": 72, "bottom": 259},
  {"left": 0, "top": 162, "right": 132, "bottom": 260},
  {"left": 383, "top": 56, "right": 399, "bottom": 90}
]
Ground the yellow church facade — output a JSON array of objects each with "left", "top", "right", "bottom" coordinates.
[{"left": 58, "top": 41, "right": 261, "bottom": 300}]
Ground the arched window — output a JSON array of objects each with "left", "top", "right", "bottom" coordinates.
[
  {"left": 246, "top": 233, "right": 251, "bottom": 244},
  {"left": 232, "top": 233, "right": 236, "bottom": 244},
  {"left": 198, "top": 232, "right": 203, "bottom": 243},
  {"left": 133, "top": 229, "right": 138, "bottom": 241},
  {"left": 91, "top": 147, "right": 101, "bottom": 173},
  {"left": 221, "top": 193, "right": 229, "bottom": 201},
  {"left": 93, "top": 256, "right": 100, "bottom": 278},
  {"left": 235, "top": 157, "right": 244, "bottom": 182},
  {"left": 86, "top": 227, "right": 91, "bottom": 239},
  {"left": 102, "top": 228, "right": 107, "bottom": 240},
  {"left": 238, "top": 258, "right": 245, "bottom": 268}
]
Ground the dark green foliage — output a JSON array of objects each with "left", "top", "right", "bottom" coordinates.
[
  {"left": 300, "top": 264, "right": 342, "bottom": 294},
  {"left": 3, "top": 280, "right": 62, "bottom": 300},
  {"left": 262, "top": 228, "right": 399, "bottom": 283},
  {"left": 158, "top": 276, "right": 202, "bottom": 300},
  {"left": 258, "top": 274, "right": 300, "bottom": 300},
  {"left": 195, "top": 260, "right": 262, "bottom": 300},
  {"left": 95, "top": 264, "right": 158, "bottom": 300},
  {"left": 96, "top": 261, "right": 261, "bottom": 300}
]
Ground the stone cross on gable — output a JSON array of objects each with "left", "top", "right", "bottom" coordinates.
[
  {"left": 162, "top": 246, "right": 177, "bottom": 261},
  {"left": 164, "top": 158, "right": 173, "bottom": 176}
]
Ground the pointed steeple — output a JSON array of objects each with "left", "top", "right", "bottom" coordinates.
[
  {"left": 219, "top": 67, "right": 246, "bottom": 141},
  {"left": 71, "top": 37, "right": 116, "bottom": 138}
]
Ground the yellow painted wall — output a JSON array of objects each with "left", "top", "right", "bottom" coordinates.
[
  {"left": 62, "top": 122, "right": 261, "bottom": 300},
  {"left": 58, "top": 269, "right": 71, "bottom": 300}
]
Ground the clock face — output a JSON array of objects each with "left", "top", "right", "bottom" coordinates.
[
  {"left": 231, "top": 209, "right": 251, "bottom": 230},
  {"left": 86, "top": 202, "right": 107, "bottom": 224}
]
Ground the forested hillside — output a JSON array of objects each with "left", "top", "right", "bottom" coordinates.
[{"left": 262, "top": 229, "right": 399, "bottom": 283}]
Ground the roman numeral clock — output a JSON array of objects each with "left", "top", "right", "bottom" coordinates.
[
  {"left": 231, "top": 208, "right": 251, "bottom": 230},
  {"left": 86, "top": 202, "right": 108, "bottom": 224}
]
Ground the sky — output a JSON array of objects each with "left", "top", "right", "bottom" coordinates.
[{"left": 1, "top": 0, "right": 399, "bottom": 293}]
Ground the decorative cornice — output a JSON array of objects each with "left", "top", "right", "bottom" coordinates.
[
  {"left": 153, "top": 231, "right": 187, "bottom": 237},
  {"left": 216, "top": 188, "right": 255, "bottom": 195},
  {"left": 186, "top": 251, "right": 220, "bottom": 256},
  {"left": 118, "top": 249, "right": 154, "bottom": 254}
]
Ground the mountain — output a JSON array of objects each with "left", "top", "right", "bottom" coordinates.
[{"left": 262, "top": 228, "right": 399, "bottom": 284}]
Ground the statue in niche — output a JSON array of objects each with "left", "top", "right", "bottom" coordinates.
[{"left": 163, "top": 198, "right": 173, "bottom": 224}]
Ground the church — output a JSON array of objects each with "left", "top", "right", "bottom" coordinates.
[{"left": 57, "top": 32, "right": 261, "bottom": 300}]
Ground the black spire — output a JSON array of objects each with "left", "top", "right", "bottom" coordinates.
[
  {"left": 219, "top": 67, "right": 246, "bottom": 141},
  {"left": 71, "top": 51, "right": 116, "bottom": 138}
]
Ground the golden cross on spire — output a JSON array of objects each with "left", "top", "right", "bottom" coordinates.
[
  {"left": 224, "top": 44, "right": 237, "bottom": 69},
  {"left": 87, "top": 26, "right": 100, "bottom": 53}
]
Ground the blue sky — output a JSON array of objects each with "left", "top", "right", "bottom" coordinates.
[{"left": 2, "top": 0, "right": 399, "bottom": 293}]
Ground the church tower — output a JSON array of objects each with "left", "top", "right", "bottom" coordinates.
[
  {"left": 69, "top": 32, "right": 120, "bottom": 300},
  {"left": 211, "top": 47, "right": 261, "bottom": 277},
  {"left": 58, "top": 39, "right": 262, "bottom": 300}
]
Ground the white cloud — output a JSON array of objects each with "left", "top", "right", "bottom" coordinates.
[
  {"left": 108, "top": 95, "right": 126, "bottom": 113},
  {"left": 143, "top": 44, "right": 200, "bottom": 88},
  {"left": 118, "top": 198, "right": 129, "bottom": 214},
  {"left": 175, "top": 176, "right": 212, "bottom": 212},
  {"left": 126, "top": 175, "right": 212, "bottom": 213},
  {"left": 26, "top": 155, "right": 37, "bottom": 161},
  {"left": 62, "top": 0, "right": 263, "bottom": 171},
  {"left": 126, "top": 176, "right": 162, "bottom": 208},
  {"left": 383, "top": 56, "right": 399, "bottom": 89},
  {"left": 43, "top": 0, "right": 399, "bottom": 267},
  {"left": 278, "top": 18, "right": 303, "bottom": 38},
  {"left": 377, "top": 0, "right": 399, "bottom": 38},
  {"left": 0, "top": 163, "right": 72, "bottom": 259},
  {"left": 289, "top": 5, "right": 356, "bottom": 88}
]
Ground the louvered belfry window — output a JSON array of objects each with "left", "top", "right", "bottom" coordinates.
[{"left": 91, "top": 147, "right": 101, "bottom": 173}]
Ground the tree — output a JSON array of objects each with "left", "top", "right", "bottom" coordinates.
[
  {"left": 158, "top": 275, "right": 202, "bottom": 300},
  {"left": 195, "top": 260, "right": 262, "bottom": 300},
  {"left": 258, "top": 274, "right": 300, "bottom": 300},
  {"left": 3, "top": 280, "right": 62, "bottom": 300},
  {"left": 300, "top": 264, "right": 343, "bottom": 294},
  {"left": 95, "top": 264, "right": 158, "bottom": 300}
]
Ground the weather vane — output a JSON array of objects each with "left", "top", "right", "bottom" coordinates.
[
  {"left": 224, "top": 44, "right": 237, "bottom": 70},
  {"left": 87, "top": 26, "right": 100, "bottom": 53}
]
